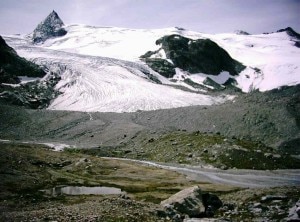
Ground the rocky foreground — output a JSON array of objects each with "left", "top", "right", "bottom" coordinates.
[{"left": 0, "top": 142, "right": 299, "bottom": 221}]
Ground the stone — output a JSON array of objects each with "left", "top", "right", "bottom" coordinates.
[
  {"left": 202, "top": 193, "right": 223, "bottom": 217},
  {"left": 161, "top": 186, "right": 205, "bottom": 217}
]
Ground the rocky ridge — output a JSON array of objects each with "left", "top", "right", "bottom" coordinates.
[{"left": 0, "top": 36, "right": 45, "bottom": 83}]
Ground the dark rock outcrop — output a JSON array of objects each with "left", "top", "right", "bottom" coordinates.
[
  {"left": 0, "top": 36, "right": 45, "bottom": 84},
  {"left": 277, "top": 27, "right": 300, "bottom": 40},
  {"left": 0, "top": 72, "right": 61, "bottom": 109},
  {"left": 142, "top": 58, "right": 176, "bottom": 78},
  {"left": 32, "top": 10, "right": 67, "bottom": 43},
  {"left": 141, "top": 35, "right": 245, "bottom": 78},
  {"left": 235, "top": 30, "right": 250, "bottom": 35}
]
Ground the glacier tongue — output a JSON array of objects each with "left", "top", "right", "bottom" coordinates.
[{"left": 5, "top": 35, "right": 230, "bottom": 113}]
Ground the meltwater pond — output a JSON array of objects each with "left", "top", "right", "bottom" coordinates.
[{"left": 41, "top": 186, "right": 122, "bottom": 196}]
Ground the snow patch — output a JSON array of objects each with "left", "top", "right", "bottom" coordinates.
[
  {"left": 18, "top": 76, "right": 41, "bottom": 83},
  {"left": 42, "top": 143, "right": 72, "bottom": 151}
]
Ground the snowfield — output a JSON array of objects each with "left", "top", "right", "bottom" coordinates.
[{"left": 3, "top": 25, "right": 300, "bottom": 112}]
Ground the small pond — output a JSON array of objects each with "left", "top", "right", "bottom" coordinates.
[{"left": 41, "top": 186, "right": 122, "bottom": 196}]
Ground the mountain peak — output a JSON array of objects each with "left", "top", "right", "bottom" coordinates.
[
  {"left": 32, "top": 10, "right": 67, "bottom": 43},
  {"left": 276, "top": 27, "right": 300, "bottom": 40},
  {"left": 48, "top": 10, "right": 60, "bottom": 19}
]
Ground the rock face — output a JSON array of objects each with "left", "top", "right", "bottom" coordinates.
[
  {"left": 0, "top": 36, "right": 45, "bottom": 83},
  {"left": 0, "top": 35, "right": 59, "bottom": 109},
  {"left": 160, "top": 186, "right": 222, "bottom": 219},
  {"left": 141, "top": 35, "right": 245, "bottom": 77},
  {"left": 32, "top": 10, "right": 67, "bottom": 43}
]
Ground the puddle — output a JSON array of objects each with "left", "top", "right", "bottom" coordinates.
[{"left": 41, "top": 186, "right": 122, "bottom": 196}]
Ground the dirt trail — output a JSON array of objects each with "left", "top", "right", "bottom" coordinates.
[{"left": 105, "top": 157, "right": 300, "bottom": 188}]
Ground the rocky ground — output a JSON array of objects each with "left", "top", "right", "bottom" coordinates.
[
  {"left": 0, "top": 142, "right": 195, "bottom": 221},
  {"left": 0, "top": 85, "right": 299, "bottom": 152},
  {"left": 0, "top": 141, "right": 299, "bottom": 221},
  {"left": 0, "top": 85, "right": 300, "bottom": 221}
]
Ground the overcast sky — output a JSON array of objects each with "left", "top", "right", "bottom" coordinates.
[{"left": 0, "top": 0, "right": 299, "bottom": 35}]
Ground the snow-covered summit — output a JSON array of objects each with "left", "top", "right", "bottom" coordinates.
[{"left": 32, "top": 10, "right": 67, "bottom": 43}]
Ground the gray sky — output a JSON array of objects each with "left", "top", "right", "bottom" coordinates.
[{"left": 0, "top": 0, "right": 299, "bottom": 35}]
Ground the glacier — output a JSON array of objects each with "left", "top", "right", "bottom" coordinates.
[
  {"left": 4, "top": 34, "right": 231, "bottom": 112},
  {"left": 2, "top": 24, "right": 300, "bottom": 112}
]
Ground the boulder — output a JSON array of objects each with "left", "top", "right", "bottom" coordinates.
[{"left": 161, "top": 186, "right": 205, "bottom": 217}]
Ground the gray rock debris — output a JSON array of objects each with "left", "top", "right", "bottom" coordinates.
[{"left": 286, "top": 199, "right": 300, "bottom": 221}]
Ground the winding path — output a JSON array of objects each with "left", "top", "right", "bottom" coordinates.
[{"left": 104, "top": 157, "right": 300, "bottom": 188}]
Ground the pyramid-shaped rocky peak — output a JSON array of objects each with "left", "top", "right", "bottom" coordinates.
[
  {"left": 276, "top": 27, "right": 300, "bottom": 40},
  {"left": 32, "top": 10, "right": 67, "bottom": 43}
]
